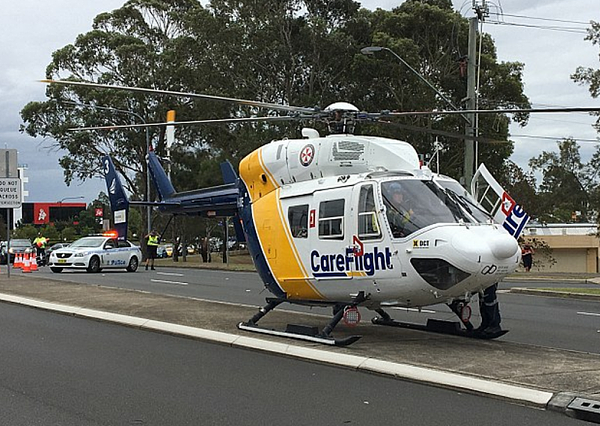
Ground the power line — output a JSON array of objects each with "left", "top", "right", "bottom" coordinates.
[
  {"left": 486, "top": 20, "right": 588, "bottom": 35},
  {"left": 511, "top": 134, "right": 599, "bottom": 143},
  {"left": 488, "top": 12, "right": 591, "bottom": 26}
]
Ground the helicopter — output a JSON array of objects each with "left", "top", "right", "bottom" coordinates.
[{"left": 43, "top": 79, "right": 599, "bottom": 346}]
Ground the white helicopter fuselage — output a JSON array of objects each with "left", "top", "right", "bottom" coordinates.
[{"left": 238, "top": 132, "right": 520, "bottom": 309}]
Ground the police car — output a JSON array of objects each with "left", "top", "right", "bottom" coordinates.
[{"left": 48, "top": 233, "right": 142, "bottom": 273}]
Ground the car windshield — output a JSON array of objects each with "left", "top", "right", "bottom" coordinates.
[
  {"left": 9, "top": 240, "right": 31, "bottom": 248},
  {"left": 70, "top": 237, "right": 105, "bottom": 248}
]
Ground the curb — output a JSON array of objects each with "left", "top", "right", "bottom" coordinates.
[
  {"left": 0, "top": 292, "right": 555, "bottom": 408},
  {"left": 509, "top": 287, "right": 600, "bottom": 301}
]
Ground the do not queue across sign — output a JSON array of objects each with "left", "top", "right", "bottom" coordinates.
[{"left": 0, "top": 178, "right": 22, "bottom": 208}]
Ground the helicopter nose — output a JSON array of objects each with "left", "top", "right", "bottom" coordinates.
[
  {"left": 451, "top": 229, "right": 519, "bottom": 261},
  {"left": 487, "top": 233, "right": 519, "bottom": 259}
]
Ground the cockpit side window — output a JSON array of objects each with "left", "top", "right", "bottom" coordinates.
[
  {"left": 357, "top": 185, "right": 381, "bottom": 240},
  {"left": 288, "top": 204, "right": 309, "bottom": 238}
]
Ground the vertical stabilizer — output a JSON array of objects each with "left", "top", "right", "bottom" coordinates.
[
  {"left": 471, "top": 164, "right": 530, "bottom": 239},
  {"left": 102, "top": 156, "right": 129, "bottom": 240},
  {"left": 220, "top": 160, "right": 238, "bottom": 184},
  {"left": 147, "top": 150, "right": 176, "bottom": 200}
]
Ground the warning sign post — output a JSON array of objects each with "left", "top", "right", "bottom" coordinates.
[{"left": 0, "top": 178, "right": 22, "bottom": 208}]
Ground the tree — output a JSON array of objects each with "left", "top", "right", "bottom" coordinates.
[
  {"left": 529, "top": 138, "right": 596, "bottom": 223},
  {"left": 346, "top": 0, "right": 529, "bottom": 179},
  {"left": 20, "top": 0, "right": 529, "bottom": 202}
]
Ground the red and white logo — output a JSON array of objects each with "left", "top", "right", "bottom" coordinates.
[{"left": 299, "top": 144, "right": 315, "bottom": 167}]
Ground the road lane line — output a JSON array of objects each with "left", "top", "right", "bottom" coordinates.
[
  {"left": 156, "top": 272, "right": 184, "bottom": 277},
  {"left": 577, "top": 311, "right": 600, "bottom": 317},
  {"left": 150, "top": 279, "right": 189, "bottom": 286}
]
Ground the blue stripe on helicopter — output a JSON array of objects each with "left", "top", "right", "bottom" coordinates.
[{"left": 238, "top": 183, "right": 287, "bottom": 298}]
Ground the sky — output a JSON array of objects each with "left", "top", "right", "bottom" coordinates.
[{"left": 0, "top": 0, "right": 598, "bottom": 204}]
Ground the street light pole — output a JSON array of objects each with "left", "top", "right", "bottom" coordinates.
[
  {"left": 57, "top": 196, "right": 85, "bottom": 203},
  {"left": 361, "top": 45, "right": 475, "bottom": 187},
  {"left": 64, "top": 102, "right": 152, "bottom": 235}
]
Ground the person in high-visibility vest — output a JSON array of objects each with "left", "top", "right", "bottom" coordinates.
[
  {"left": 33, "top": 232, "right": 49, "bottom": 266},
  {"left": 145, "top": 230, "right": 160, "bottom": 270}
]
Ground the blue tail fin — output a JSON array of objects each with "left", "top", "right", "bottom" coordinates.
[
  {"left": 219, "top": 160, "right": 246, "bottom": 243},
  {"left": 220, "top": 160, "right": 238, "bottom": 185},
  {"left": 147, "top": 150, "right": 176, "bottom": 201},
  {"left": 102, "top": 156, "right": 129, "bottom": 240}
]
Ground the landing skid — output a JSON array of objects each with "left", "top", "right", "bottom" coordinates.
[
  {"left": 371, "top": 316, "right": 508, "bottom": 339},
  {"left": 237, "top": 292, "right": 367, "bottom": 347},
  {"left": 237, "top": 322, "right": 361, "bottom": 346},
  {"left": 372, "top": 305, "right": 508, "bottom": 340}
]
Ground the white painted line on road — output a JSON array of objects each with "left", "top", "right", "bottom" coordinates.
[
  {"left": 577, "top": 311, "right": 600, "bottom": 317},
  {"left": 0, "top": 291, "right": 555, "bottom": 409},
  {"left": 156, "top": 272, "right": 184, "bottom": 277},
  {"left": 150, "top": 279, "right": 189, "bottom": 286}
]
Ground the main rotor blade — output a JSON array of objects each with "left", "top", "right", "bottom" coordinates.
[
  {"left": 67, "top": 115, "right": 299, "bottom": 131},
  {"left": 41, "top": 79, "right": 316, "bottom": 114},
  {"left": 388, "top": 106, "right": 600, "bottom": 117},
  {"left": 377, "top": 120, "right": 508, "bottom": 144}
]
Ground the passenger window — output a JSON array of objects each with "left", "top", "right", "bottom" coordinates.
[
  {"left": 318, "top": 199, "right": 344, "bottom": 239},
  {"left": 358, "top": 185, "right": 381, "bottom": 240},
  {"left": 288, "top": 204, "right": 309, "bottom": 238}
]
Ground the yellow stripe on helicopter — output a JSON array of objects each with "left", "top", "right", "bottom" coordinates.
[{"left": 240, "top": 148, "right": 323, "bottom": 300}]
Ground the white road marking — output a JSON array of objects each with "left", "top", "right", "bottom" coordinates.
[
  {"left": 156, "top": 272, "right": 184, "bottom": 277},
  {"left": 150, "top": 279, "right": 188, "bottom": 286},
  {"left": 577, "top": 311, "right": 600, "bottom": 317}
]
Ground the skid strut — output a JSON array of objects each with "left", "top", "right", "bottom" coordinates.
[{"left": 238, "top": 292, "right": 368, "bottom": 347}]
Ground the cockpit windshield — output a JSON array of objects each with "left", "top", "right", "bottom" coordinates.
[
  {"left": 381, "top": 179, "right": 476, "bottom": 238},
  {"left": 436, "top": 179, "right": 492, "bottom": 224}
]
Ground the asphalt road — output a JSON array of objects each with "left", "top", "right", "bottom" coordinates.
[
  {"left": 1, "top": 302, "right": 591, "bottom": 426},
  {"left": 31, "top": 266, "right": 600, "bottom": 354}
]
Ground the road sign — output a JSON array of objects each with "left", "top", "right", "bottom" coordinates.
[{"left": 0, "top": 178, "right": 22, "bottom": 208}]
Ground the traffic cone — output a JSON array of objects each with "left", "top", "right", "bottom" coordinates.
[
  {"left": 30, "top": 254, "right": 38, "bottom": 271},
  {"left": 21, "top": 253, "right": 31, "bottom": 273},
  {"left": 14, "top": 253, "right": 22, "bottom": 269}
]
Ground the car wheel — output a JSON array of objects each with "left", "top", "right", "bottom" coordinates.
[
  {"left": 126, "top": 256, "right": 139, "bottom": 272},
  {"left": 87, "top": 256, "right": 101, "bottom": 273},
  {"left": 50, "top": 267, "right": 63, "bottom": 273}
]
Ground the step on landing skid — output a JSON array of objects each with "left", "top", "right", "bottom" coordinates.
[
  {"left": 237, "top": 292, "right": 368, "bottom": 347},
  {"left": 371, "top": 315, "right": 508, "bottom": 340}
]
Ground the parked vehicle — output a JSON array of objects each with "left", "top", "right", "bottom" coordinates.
[
  {"left": 1, "top": 239, "right": 34, "bottom": 264},
  {"left": 156, "top": 245, "right": 168, "bottom": 258},
  {"left": 48, "top": 235, "right": 141, "bottom": 273}
]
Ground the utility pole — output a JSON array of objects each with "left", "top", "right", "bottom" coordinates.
[
  {"left": 464, "top": 0, "right": 488, "bottom": 188},
  {"left": 464, "top": 16, "right": 478, "bottom": 187}
]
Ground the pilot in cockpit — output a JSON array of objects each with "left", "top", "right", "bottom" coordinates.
[{"left": 384, "top": 182, "right": 415, "bottom": 238}]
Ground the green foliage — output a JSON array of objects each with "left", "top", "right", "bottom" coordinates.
[
  {"left": 520, "top": 237, "right": 556, "bottom": 271},
  {"left": 20, "top": 0, "right": 529, "bottom": 202},
  {"left": 529, "top": 138, "right": 596, "bottom": 223}
]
